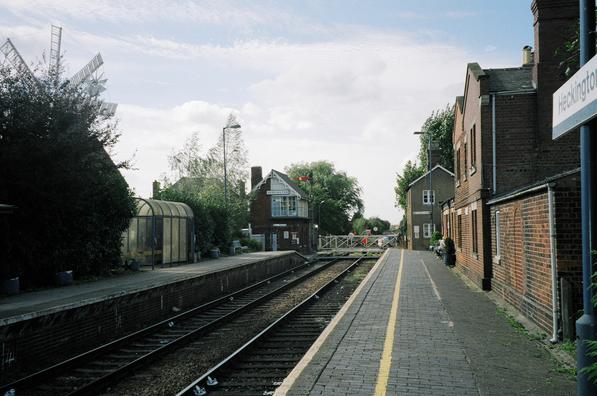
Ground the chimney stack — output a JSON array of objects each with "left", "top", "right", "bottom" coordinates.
[
  {"left": 522, "top": 45, "right": 534, "bottom": 66},
  {"left": 251, "top": 166, "right": 262, "bottom": 189},
  {"left": 152, "top": 180, "right": 160, "bottom": 198}
]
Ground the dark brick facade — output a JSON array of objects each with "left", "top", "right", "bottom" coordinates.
[
  {"left": 249, "top": 169, "right": 312, "bottom": 254},
  {"left": 452, "top": 0, "right": 579, "bottom": 287}
]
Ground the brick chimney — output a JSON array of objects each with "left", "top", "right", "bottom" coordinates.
[
  {"left": 152, "top": 180, "right": 160, "bottom": 198},
  {"left": 251, "top": 166, "right": 262, "bottom": 189},
  {"left": 531, "top": 0, "right": 578, "bottom": 88},
  {"left": 531, "top": 0, "right": 580, "bottom": 178}
]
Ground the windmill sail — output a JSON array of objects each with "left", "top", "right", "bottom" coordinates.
[
  {"left": 67, "top": 53, "right": 103, "bottom": 89},
  {"left": 0, "top": 39, "right": 40, "bottom": 87}
]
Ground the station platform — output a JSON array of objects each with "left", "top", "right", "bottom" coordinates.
[
  {"left": 0, "top": 251, "right": 295, "bottom": 324},
  {"left": 276, "top": 249, "right": 576, "bottom": 396}
]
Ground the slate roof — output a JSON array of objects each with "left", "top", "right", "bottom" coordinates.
[
  {"left": 275, "top": 170, "right": 309, "bottom": 199},
  {"left": 484, "top": 67, "right": 534, "bottom": 93},
  {"left": 251, "top": 169, "right": 309, "bottom": 200}
]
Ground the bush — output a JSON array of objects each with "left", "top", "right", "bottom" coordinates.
[
  {"left": 240, "top": 238, "right": 262, "bottom": 252},
  {"left": 430, "top": 231, "right": 442, "bottom": 246},
  {"left": 0, "top": 66, "right": 135, "bottom": 287}
]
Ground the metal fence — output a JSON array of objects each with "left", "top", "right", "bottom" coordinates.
[{"left": 318, "top": 234, "right": 398, "bottom": 250}]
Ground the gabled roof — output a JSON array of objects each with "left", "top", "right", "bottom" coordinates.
[
  {"left": 484, "top": 67, "right": 534, "bottom": 93},
  {"left": 251, "top": 169, "right": 309, "bottom": 199},
  {"left": 408, "top": 164, "right": 455, "bottom": 188}
]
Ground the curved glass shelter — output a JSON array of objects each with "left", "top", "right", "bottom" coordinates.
[{"left": 122, "top": 198, "right": 195, "bottom": 268}]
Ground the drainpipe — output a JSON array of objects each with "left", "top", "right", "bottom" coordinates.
[
  {"left": 492, "top": 94, "right": 497, "bottom": 194},
  {"left": 547, "top": 183, "right": 558, "bottom": 343}
]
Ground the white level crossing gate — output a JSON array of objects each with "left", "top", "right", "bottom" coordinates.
[{"left": 318, "top": 234, "right": 398, "bottom": 251}]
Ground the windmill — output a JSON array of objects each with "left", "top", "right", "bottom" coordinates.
[{"left": 0, "top": 25, "right": 118, "bottom": 116}]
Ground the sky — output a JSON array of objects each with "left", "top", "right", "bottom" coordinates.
[{"left": 0, "top": 0, "right": 534, "bottom": 224}]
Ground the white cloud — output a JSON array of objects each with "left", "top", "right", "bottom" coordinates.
[{"left": 1, "top": 7, "right": 521, "bottom": 224}]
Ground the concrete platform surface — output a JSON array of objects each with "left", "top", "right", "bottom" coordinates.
[
  {"left": 0, "top": 251, "right": 295, "bottom": 324},
  {"left": 276, "top": 249, "right": 575, "bottom": 396}
]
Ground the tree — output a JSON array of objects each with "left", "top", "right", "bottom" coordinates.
[
  {"left": 418, "top": 105, "right": 455, "bottom": 172},
  {"left": 285, "top": 161, "right": 363, "bottom": 235},
  {"left": 0, "top": 65, "right": 135, "bottom": 287},
  {"left": 351, "top": 216, "right": 391, "bottom": 234},
  {"left": 165, "top": 115, "right": 249, "bottom": 249},
  {"left": 394, "top": 160, "right": 425, "bottom": 211}
]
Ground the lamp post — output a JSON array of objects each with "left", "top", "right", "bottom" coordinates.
[
  {"left": 414, "top": 131, "right": 433, "bottom": 241},
  {"left": 222, "top": 121, "right": 241, "bottom": 207},
  {"left": 318, "top": 200, "right": 325, "bottom": 232}
]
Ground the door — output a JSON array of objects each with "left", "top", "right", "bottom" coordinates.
[{"left": 271, "top": 233, "right": 278, "bottom": 251}]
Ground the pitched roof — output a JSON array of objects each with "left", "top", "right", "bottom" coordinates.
[
  {"left": 408, "top": 164, "right": 455, "bottom": 188},
  {"left": 484, "top": 67, "right": 534, "bottom": 93},
  {"left": 251, "top": 169, "right": 309, "bottom": 199}
]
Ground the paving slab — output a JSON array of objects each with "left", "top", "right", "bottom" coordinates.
[
  {"left": 277, "top": 249, "right": 576, "bottom": 395},
  {"left": 0, "top": 251, "right": 295, "bottom": 323}
]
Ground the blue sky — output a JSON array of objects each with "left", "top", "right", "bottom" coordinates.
[{"left": 0, "top": 1, "right": 534, "bottom": 224}]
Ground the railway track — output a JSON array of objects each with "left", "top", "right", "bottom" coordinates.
[
  {"left": 176, "top": 256, "right": 374, "bottom": 396},
  {"left": 1, "top": 258, "right": 354, "bottom": 396}
]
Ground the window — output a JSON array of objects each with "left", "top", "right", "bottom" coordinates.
[
  {"left": 423, "top": 223, "right": 435, "bottom": 238},
  {"left": 495, "top": 210, "right": 501, "bottom": 256},
  {"left": 471, "top": 209, "right": 478, "bottom": 255},
  {"left": 457, "top": 214, "right": 462, "bottom": 248},
  {"left": 291, "top": 232, "right": 299, "bottom": 245},
  {"left": 271, "top": 196, "right": 298, "bottom": 217},
  {"left": 422, "top": 190, "right": 435, "bottom": 205},
  {"left": 414, "top": 225, "right": 420, "bottom": 239},
  {"left": 456, "top": 149, "right": 461, "bottom": 183},
  {"left": 283, "top": 231, "right": 289, "bottom": 239},
  {"left": 463, "top": 141, "right": 468, "bottom": 180},
  {"left": 470, "top": 125, "right": 477, "bottom": 168}
]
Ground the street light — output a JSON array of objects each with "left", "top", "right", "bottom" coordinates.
[
  {"left": 318, "top": 200, "right": 325, "bottom": 231},
  {"left": 223, "top": 121, "right": 241, "bottom": 207},
  {"left": 414, "top": 131, "right": 434, "bottom": 241}
]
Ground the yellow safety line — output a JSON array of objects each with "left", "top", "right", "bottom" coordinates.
[{"left": 374, "top": 249, "right": 404, "bottom": 396}]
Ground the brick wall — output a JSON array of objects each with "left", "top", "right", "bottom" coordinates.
[
  {"left": 489, "top": 173, "right": 581, "bottom": 335},
  {"left": 494, "top": 93, "right": 537, "bottom": 194},
  {"left": 0, "top": 254, "right": 304, "bottom": 380},
  {"left": 490, "top": 192, "right": 553, "bottom": 332}
]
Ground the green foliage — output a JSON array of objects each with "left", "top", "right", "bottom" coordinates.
[
  {"left": 240, "top": 238, "right": 262, "bottom": 252},
  {"left": 0, "top": 66, "right": 135, "bottom": 287},
  {"left": 163, "top": 117, "right": 249, "bottom": 252},
  {"left": 430, "top": 231, "right": 442, "bottom": 246},
  {"left": 418, "top": 105, "right": 455, "bottom": 172},
  {"left": 394, "top": 160, "right": 424, "bottom": 210},
  {"left": 285, "top": 161, "right": 363, "bottom": 235},
  {"left": 351, "top": 216, "right": 391, "bottom": 234}
]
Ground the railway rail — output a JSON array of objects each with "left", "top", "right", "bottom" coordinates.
[
  {"left": 177, "top": 256, "right": 373, "bottom": 396},
  {"left": 1, "top": 258, "right": 353, "bottom": 395}
]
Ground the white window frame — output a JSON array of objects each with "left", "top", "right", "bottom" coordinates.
[
  {"left": 422, "top": 190, "right": 436, "bottom": 205},
  {"left": 414, "top": 225, "right": 420, "bottom": 239},
  {"left": 423, "top": 223, "right": 436, "bottom": 238},
  {"left": 271, "top": 195, "right": 298, "bottom": 217}
]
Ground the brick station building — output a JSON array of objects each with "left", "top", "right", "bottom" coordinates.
[
  {"left": 448, "top": 0, "right": 581, "bottom": 338},
  {"left": 249, "top": 167, "right": 313, "bottom": 254}
]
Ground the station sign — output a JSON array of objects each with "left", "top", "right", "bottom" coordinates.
[
  {"left": 553, "top": 54, "right": 597, "bottom": 139},
  {"left": 266, "top": 190, "right": 290, "bottom": 195}
]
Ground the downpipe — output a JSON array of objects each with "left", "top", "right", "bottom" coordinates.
[{"left": 547, "top": 183, "right": 559, "bottom": 343}]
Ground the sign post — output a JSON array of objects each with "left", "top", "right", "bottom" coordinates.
[{"left": 555, "top": 1, "right": 597, "bottom": 395}]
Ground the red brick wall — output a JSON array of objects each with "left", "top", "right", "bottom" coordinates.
[
  {"left": 493, "top": 93, "right": 537, "bottom": 194},
  {"left": 490, "top": 192, "right": 554, "bottom": 332},
  {"left": 489, "top": 174, "right": 581, "bottom": 334}
]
